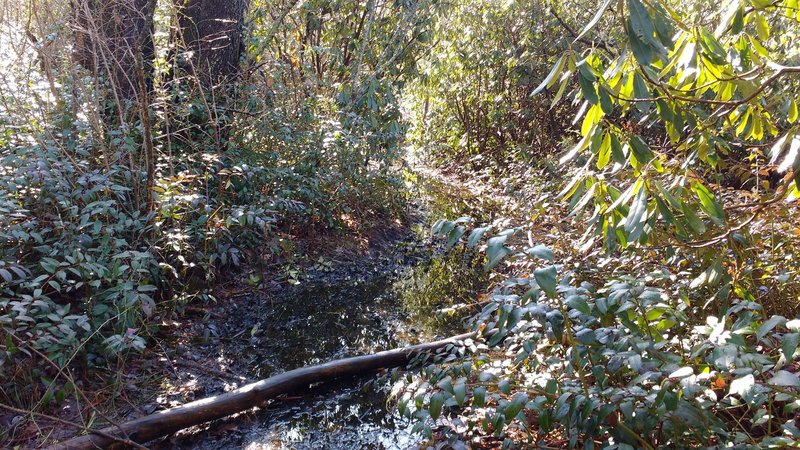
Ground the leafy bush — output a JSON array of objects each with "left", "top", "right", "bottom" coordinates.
[{"left": 395, "top": 222, "right": 800, "bottom": 448}]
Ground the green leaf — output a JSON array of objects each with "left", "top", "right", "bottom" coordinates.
[
  {"left": 532, "top": 55, "right": 565, "bottom": 97},
  {"left": 754, "top": 13, "right": 770, "bottom": 41},
  {"left": 429, "top": 392, "right": 445, "bottom": 420},
  {"left": 769, "top": 370, "right": 800, "bottom": 387},
  {"left": 503, "top": 394, "right": 525, "bottom": 421},
  {"left": 610, "top": 134, "right": 625, "bottom": 164},
  {"left": 627, "top": 19, "right": 655, "bottom": 66},
  {"left": 467, "top": 226, "right": 490, "bottom": 247},
  {"left": 566, "top": 295, "right": 591, "bottom": 315},
  {"left": 551, "top": 76, "right": 570, "bottom": 109},
  {"left": 652, "top": 3, "right": 674, "bottom": 48},
  {"left": 628, "top": 0, "right": 655, "bottom": 42},
  {"left": 624, "top": 187, "right": 648, "bottom": 242},
  {"left": 574, "top": 0, "right": 613, "bottom": 42},
  {"left": 473, "top": 387, "right": 486, "bottom": 407},
  {"left": 698, "top": 28, "right": 727, "bottom": 64},
  {"left": 782, "top": 333, "right": 799, "bottom": 360},
  {"left": 629, "top": 135, "right": 654, "bottom": 165},
  {"left": 691, "top": 182, "right": 726, "bottom": 225},
  {"left": 579, "top": 71, "right": 599, "bottom": 105},
  {"left": 534, "top": 266, "right": 559, "bottom": 298},
  {"left": 682, "top": 203, "right": 706, "bottom": 234},
  {"left": 526, "top": 244, "right": 554, "bottom": 261},
  {"left": 485, "top": 233, "right": 513, "bottom": 270},
  {"left": 599, "top": 85, "right": 614, "bottom": 114},
  {"left": 447, "top": 225, "right": 466, "bottom": 247},
  {"left": 632, "top": 73, "right": 651, "bottom": 112},
  {"left": 454, "top": 382, "right": 467, "bottom": 405},
  {"left": 731, "top": 6, "right": 744, "bottom": 34},
  {"left": 597, "top": 132, "right": 612, "bottom": 169},
  {"left": 757, "top": 315, "right": 786, "bottom": 340},
  {"left": 729, "top": 374, "right": 755, "bottom": 397}
]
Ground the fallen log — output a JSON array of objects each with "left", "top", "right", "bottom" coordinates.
[{"left": 47, "top": 331, "right": 476, "bottom": 449}]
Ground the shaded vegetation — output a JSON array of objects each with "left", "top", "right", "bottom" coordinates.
[{"left": 1, "top": 0, "right": 799, "bottom": 448}]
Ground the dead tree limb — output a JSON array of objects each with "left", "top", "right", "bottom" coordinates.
[{"left": 47, "top": 331, "right": 477, "bottom": 449}]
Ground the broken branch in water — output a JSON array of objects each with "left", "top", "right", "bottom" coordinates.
[{"left": 46, "top": 331, "right": 479, "bottom": 449}]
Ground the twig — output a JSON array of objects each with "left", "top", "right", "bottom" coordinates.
[{"left": 0, "top": 402, "right": 149, "bottom": 450}]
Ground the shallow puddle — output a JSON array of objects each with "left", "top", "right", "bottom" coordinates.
[{"left": 160, "top": 171, "right": 491, "bottom": 449}]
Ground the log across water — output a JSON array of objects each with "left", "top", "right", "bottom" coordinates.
[{"left": 48, "top": 331, "right": 476, "bottom": 450}]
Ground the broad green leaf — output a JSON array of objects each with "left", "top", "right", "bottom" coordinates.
[
  {"left": 429, "top": 392, "right": 445, "bottom": 420},
  {"left": 447, "top": 226, "right": 465, "bottom": 247},
  {"left": 472, "top": 387, "right": 486, "bottom": 407},
  {"left": 628, "top": 0, "right": 655, "bottom": 43},
  {"left": 754, "top": 13, "right": 770, "bottom": 41},
  {"left": 579, "top": 73, "right": 599, "bottom": 105},
  {"left": 534, "top": 266, "right": 559, "bottom": 298},
  {"left": 503, "top": 394, "right": 525, "bottom": 420},
  {"left": 632, "top": 72, "right": 651, "bottom": 112},
  {"left": 691, "top": 182, "right": 725, "bottom": 225},
  {"left": 485, "top": 234, "right": 513, "bottom": 271},
  {"left": 757, "top": 315, "right": 786, "bottom": 340},
  {"left": 610, "top": 134, "right": 625, "bottom": 163},
  {"left": 526, "top": 244, "right": 554, "bottom": 261},
  {"left": 729, "top": 374, "right": 755, "bottom": 396},
  {"left": 782, "top": 333, "right": 799, "bottom": 360},
  {"left": 698, "top": 28, "right": 727, "bottom": 64},
  {"left": 682, "top": 203, "right": 706, "bottom": 234},
  {"left": 629, "top": 135, "right": 654, "bottom": 164},
  {"left": 768, "top": 370, "right": 800, "bottom": 387},
  {"left": 599, "top": 85, "right": 614, "bottom": 114},
  {"left": 468, "top": 226, "right": 492, "bottom": 248},
  {"left": 454, "top": 382, "right": 467, "bottom": 405},
  {"left": 669, "top": 366, "right": 693, "bottom": 378},
  {"left": 498, "top": 379, "right": 512, "bottom": 394},
  {"left": 567, "top": 295, "right": 591, "bottom": 315},
  {"left": 627, "top": 19, "right": 655, "bottom": 66},
  {"left": 731, "top": 6, "right": 744, "bottom": 34},
  {"left": 652, "top": 3, "right": 674, "bottom": 48}
]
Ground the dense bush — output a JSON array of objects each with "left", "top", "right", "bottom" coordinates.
[
  {"left": 406, "top": 0, "right": 604, "bottom": 169},
  {"left": 0, "top": 0, "right": 434, "bottom": 398},
  {"left": 396, "top": 0, "right": 800, "bottom": 448}
]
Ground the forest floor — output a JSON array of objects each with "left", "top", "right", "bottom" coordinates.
[
  {"left": 19, "top": 161, "right": 536, "bottom": 448},
  {"left": 13, "top": 154, "right": 633, "bottom": 449}
]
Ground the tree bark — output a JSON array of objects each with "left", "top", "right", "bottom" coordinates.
[
  {"left": 72, "top": 0, "right": 156, "bottom": 103},
  {"left": 176, "top": 0, "right": 250, "bottom": 85},
  {"left": 46, "top": 331, "right": 476, "bottom": 450}
]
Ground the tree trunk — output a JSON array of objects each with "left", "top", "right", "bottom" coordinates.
[
  {"left": 45, "top": 331, "right": 476, "bottom": 450},
  {"left": 72, "top": 0, "right": 156, "bottom": 105},
  {"left": 176, "top": 0, "right": 250, "bottom": 85}
]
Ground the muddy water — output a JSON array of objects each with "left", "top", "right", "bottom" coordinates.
[{"left": 163, "top": 171, "right": 491, "bottom": 450}]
